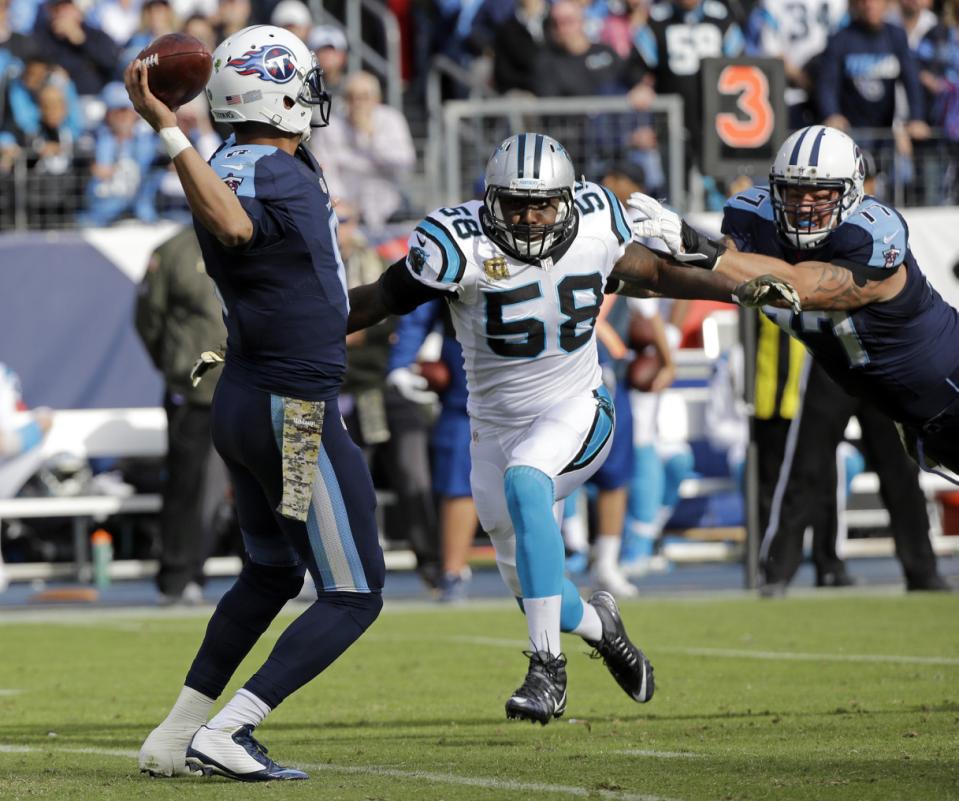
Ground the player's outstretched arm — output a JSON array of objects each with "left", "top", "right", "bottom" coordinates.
[
  {"left": 713, "top": 246, "right": 902, "bottom": 311},
  {"left": 611, "top": 242, "right": 741, "bottom": 302},
  {"left": 123, "top": 60, "right": 252, "bottom": 248},
  {"left": 346, "top": 257, "right": 445, "bottom": 333},
  {"left": 346, "top": 281, "right": 391, "bottom": 333}
]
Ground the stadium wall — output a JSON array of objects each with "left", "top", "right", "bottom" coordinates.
[{"left": 1, "top": 209, "right": 958, "bottom": 409}]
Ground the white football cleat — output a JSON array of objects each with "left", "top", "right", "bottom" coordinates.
[
  {"left": 590, "top": 564, "right": 639, "bottom": 599},
  {"left": 138, "top": 721, "right": 199, "bottom": 777},
  {"left": 186, "top": 724, "right": 308, "bottom": 781}
]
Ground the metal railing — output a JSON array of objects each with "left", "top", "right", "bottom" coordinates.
[
  {"left": 436, "top": 94, "right": 686, "bottom": 210},
  {"left": 312, "top": 0, "right": 404, "bottom": 111}
]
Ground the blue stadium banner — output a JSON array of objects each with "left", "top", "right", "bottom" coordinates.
[{"left": 700, "top": 58, "right": 787, "bottom": 179}]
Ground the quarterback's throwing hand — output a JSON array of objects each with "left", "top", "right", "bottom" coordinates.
[
  {"left": 733, "top": 275, "right": 802, "bottom": 314},
  {"left": 626, "top": 193, "right": 725, "bottom": 270}
]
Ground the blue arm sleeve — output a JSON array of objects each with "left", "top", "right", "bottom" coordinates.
[
  {"left": 16, "top": 420, "right": 42, "bottom": 453},
  {"left": 387, "top": 299, "right": 441, "bottom": 371}
]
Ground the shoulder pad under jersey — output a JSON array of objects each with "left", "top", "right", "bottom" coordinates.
[
  {"left": 573, "top": 181, "right": 632, "bottom": 247},
  {"left": 405, "top": 202, "right": 483, "bottom": 290},
  {"left": 209, "top": 139, "right": 278, "bottom": 199},
  {"left": 834, "top": 198, "right": 908, "bottom": 270}
]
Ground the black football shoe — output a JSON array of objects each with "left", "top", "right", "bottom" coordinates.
[
  {"left": 505, "top": 650, "right": 568, "bottom": 725},
  {"left": 585, "top": 590, "right": 655, "bottom": 703}
]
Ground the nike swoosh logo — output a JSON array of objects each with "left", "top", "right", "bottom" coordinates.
[
  {"left": 221, "top": 164, "right": 244, "bottom": 170},
  {"left": 883, "top": 231, "right": 899, "bottom": 244},
  {"left": 416, "top": 234, "right": 427, "bottom": 246}
]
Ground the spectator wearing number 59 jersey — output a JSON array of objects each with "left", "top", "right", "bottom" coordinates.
[{"left": 628, "top": 0, "right": 744, "bottom": 169}]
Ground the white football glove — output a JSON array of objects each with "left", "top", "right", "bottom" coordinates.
[
  {"left": 386, "top": 366, "right": 438, "bottom": 405},
  {"left": 733, "top": 275, "right": 802, "bottom": 314},
  {"left": 627, "top": 193, "right": 726, "bottom": 270}
]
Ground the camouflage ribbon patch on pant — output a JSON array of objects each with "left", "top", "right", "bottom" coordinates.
[{"left": 277, "top": 398, "right": 325, "bottom": 522}]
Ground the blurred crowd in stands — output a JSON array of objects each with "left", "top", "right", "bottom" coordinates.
[{"left": 0, "top": 0, "right": 958, "bottom": 230}]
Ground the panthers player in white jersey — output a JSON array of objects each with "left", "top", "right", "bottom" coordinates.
[{"left": 348, "top": 133, "right": 792, "bottom": 725}]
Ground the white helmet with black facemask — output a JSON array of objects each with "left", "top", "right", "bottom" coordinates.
[
  {"left": 481, "top": 133, "right": 577, "bottom": 262},
  {"left": 769, "top": 125, "right": 866, "bottom": 250},
  {"left": 207, "top": 25, "right": 331, "bottom": 142}
]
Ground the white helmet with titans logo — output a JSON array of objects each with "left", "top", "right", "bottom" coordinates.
[
  {"left": 207, "top": 25, "right": 330, "bottom": 140},
  {"left": 769, "top": 125, "right": 866, "bottom": 250}
]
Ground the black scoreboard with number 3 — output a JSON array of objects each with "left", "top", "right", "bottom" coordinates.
[{"left": 700, "top": 58, "right": 788, "bottom": 180}]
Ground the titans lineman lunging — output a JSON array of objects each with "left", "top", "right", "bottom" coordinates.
[
  {"left": 126, "top": 26, "right": 384, "bottom": 780},
  {"left": 348, "top": 133, "right": 789, "bottom": 723},
  {"left": 632, "top": 125, "right": 959, "bottom": 479}
]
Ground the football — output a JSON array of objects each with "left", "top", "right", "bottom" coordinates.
[
  {"left": 136, "top": 33, "right": 213, "bottom": 110},
  {"left": 628, "top": 349, "right": 664, "bottom": 393},
  {"left": 417, "top": 361, "right": 451, "bottom": 393}
]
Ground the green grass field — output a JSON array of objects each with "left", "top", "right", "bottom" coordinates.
[{"left": 0, "top": 592, "right": 957, "bottom": 801}]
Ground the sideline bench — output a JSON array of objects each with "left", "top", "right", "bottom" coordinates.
[
  {"left": 0, "top": 408, "right": 166, "bottom": 581},
  {"left": 2, "top": 402, "right": 955, "bottom": 585}
]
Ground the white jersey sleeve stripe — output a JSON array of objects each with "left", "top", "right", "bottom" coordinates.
[
  {"left": 417, "top": 217, "right": 467, "bottom": 284},
  {"left": 599, "top": 185, "right": 632, "bottom": 245}
]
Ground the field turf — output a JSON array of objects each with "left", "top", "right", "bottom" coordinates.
[{"left": 0, "top": 591, "right": 957, "bottom": 801}]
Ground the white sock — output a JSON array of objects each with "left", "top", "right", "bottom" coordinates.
[
  {"left": 629, "top": 519, "right": 659, "bottom": 541},
  {"left": 522, "top": 595, "right": 562, "bottom": 656},
  {"left": 591, "top": 534, "right": 621, "bottom": 572},
  {"left": 562, "top": 509, "right": 589, "bottom": 554},
  {"left": 207, "top": 688, "right": 272, "bottom": 731},
  {"left": 571, "top": 600, "right": 603, "bottom": 643},
  {"left": 159, "top": 686, "right": 215, "bottom": 732}
]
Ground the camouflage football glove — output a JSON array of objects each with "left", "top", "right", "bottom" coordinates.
[
  {"left": 733, "top": 275, "right": 802, "bottom": 314},
  {"left": 627, "top": 193, "right": 726, "bottom": 270},
  {"left": 189, "top": 350, "right": 225, "bottom": 387}
]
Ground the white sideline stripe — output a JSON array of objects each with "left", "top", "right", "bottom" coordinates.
[
  {"left": 435, "top": 636, "right": 959, "bottom": 667},
  {"left": 659, "top": 646, "right": 959, "bottom": 667},
  {"left": 615, "top": 750, "right": 702, "bottom": 759},
  {"left": 0, "top": 689, "right": 24, "bottom": 696},
  {"left": 0, "top": 744, "right": 680, "bottom": 801}
]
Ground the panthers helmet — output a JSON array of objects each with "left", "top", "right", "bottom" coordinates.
[
  {"left": 207, "top": 25, "right": 331, "bottom": 141},
  {"left": 769, "top": 125, "right": 865, "bottom": 250},
  {"left": 482, "top": 133, "right": 577, "bottom": 261}
]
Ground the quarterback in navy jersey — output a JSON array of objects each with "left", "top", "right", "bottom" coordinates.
[
  {"left": 347, "top": 132, "right": 793, "bottom": 726},
  {"left": 126, "top": 26, "right": 384, "bottom": 781},
  {"left": 632, "top": 125, "right": 959, "bottom": 477}
]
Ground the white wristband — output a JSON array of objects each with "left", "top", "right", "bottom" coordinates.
[{"left": 159, "top": 127, "right": 191, "bottom": 160}]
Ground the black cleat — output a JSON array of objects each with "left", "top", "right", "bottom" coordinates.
[
  {"left": 585, "top": 590, "right": 654, "bottom": 703},
  {"left": 906, "top": 573, "right": 953, "bottom": 592},
  {"left": 505, "top": 650, "right": 568, "bottom": 725}
]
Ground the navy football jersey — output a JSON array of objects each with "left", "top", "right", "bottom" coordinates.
[
  {"left": 723, "top": 185, "right": 959, "bottom": 428},
  {"left": 197, "top": 135, "right": 347, "bottom": 401}
]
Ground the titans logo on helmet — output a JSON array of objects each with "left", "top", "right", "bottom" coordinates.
[{"left": 227, "top": 45, "right": 297, "bottom": 84}]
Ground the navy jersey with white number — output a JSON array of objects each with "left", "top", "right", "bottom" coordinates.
[
  {"left": 197, "top": 135, "right": 348, "bottom": 401},
  {"left": 722, "top": 185, "right": 959, "bottom": 428}
]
